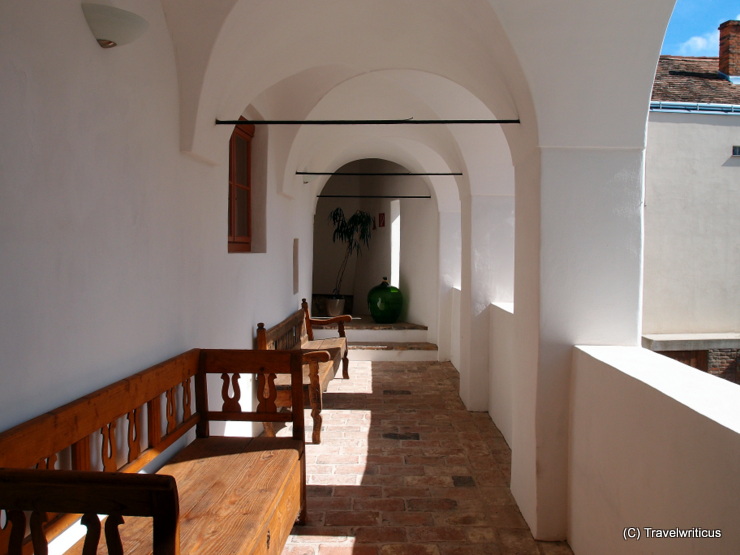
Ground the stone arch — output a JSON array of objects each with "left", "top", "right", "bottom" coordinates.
[
  {"left": 311, "top": 158, "right": 439, "bottom": 322},
  {"left": 162, "top": 0, "right": 535, "bottom": 167},
  {"left": 159, "top": 0, "right": 678, "bottom": 542}
]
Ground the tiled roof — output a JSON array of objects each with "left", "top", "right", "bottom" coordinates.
[{"left": 652, "top": 55, "right": 740, "bottom": 104}]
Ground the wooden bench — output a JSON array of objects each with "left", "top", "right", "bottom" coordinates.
[
  {"left": 0, "top": 348, "right": 329, "bottom": 555},
  {"left": 256, "top": 299, "right": 351, "bottom": 444}
]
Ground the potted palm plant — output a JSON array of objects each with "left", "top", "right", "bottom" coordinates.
[{"left": 327, "top": 207, "right": 374, "bottom": 315}]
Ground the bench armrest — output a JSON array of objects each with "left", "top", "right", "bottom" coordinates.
[
  {"left": 301, "top": 298, "right": 352, "bottom": 339},
  {"left": 0, "top": 468, "right": 180, "bottom": 555},
  {"left": 309, "top": 315, "right": 351, "bottom": 325},
  {"left": 307, "top": 314, "right": 351, "bottom": 337},
  {"left": 301, "top": 349, "right": 332, "bottom": 364}
]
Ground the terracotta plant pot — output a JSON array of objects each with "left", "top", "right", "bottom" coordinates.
[{"left": 326, "top": 297, "right": 346, "bottom": 316}]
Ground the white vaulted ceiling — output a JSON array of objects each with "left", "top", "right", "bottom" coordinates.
[{"left": 161, "top": 0, "right": 528, "bottom": 193}]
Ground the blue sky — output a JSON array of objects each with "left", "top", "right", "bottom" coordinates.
[{"left": 662, "top": 0, "right": 740, "bottom": 55}]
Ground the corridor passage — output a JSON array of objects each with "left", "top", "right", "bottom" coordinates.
[{"left": 281, "top": 361, "right": 573, "bottom": 554}]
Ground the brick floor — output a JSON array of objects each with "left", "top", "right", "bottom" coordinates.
[{"left": 281, "top": 361, "right": 572, "bottom": 555}]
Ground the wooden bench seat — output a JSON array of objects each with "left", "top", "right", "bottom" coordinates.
[
  {"left": 0, "top": 348, "right": 318, "bottom": 555},
  {"left": 256, "top": 299, "right": 351, "bottom": 444},
  {"left": 63, "top": 437, "right": 302, "bottom": 555}
]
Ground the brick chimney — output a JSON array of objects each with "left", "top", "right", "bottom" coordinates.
[{"left": 719, "top": 20, "right": 740, "bottom": 83}]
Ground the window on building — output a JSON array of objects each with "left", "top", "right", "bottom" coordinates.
[{"left": 228, "top": 121, "right": 255, "bottom": 252}]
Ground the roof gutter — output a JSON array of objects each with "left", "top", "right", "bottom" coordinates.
[{"left": 650, "top": 101, "right": 740, "bottom": 114}]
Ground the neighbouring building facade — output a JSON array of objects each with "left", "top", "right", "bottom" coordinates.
[
  {"left": 1, "top": 2, "right": 739, "bottom": 553},
  {"left": 644, "top": 20, "right": 740, "bottom": 383}
]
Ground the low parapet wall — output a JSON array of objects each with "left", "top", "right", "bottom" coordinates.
[{"left": 569, "top": 346, "right": 740, "bottom": 554}]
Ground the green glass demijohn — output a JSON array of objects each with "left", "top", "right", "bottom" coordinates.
[{"left": 367, "top": 277, "right": 403, "bottom": 323}]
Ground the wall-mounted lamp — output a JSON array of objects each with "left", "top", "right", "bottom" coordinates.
[{"left": 81, "top": 2, "right": 148, "bottom": 48}]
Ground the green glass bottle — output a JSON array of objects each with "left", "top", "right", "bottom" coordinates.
[{"left": 367, "top": 277, "right": 403, "bottom": 323}]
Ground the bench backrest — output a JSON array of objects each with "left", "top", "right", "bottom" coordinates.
[
  {"left": 196, "top": 349, "right": 305, "bottom": 439},
  {"left": 256, "top": 308, "right": 308, "bottom": 350},
  {"left": 0, "top": 349, "right": 201, "bottom": 474},
  {"left": 0, "top": 348, "right": 306, "bottom": 555}
]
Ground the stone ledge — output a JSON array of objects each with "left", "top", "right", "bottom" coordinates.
[
  {"left": 642, "top": 332, "right": 740, "bottom": 351},
  {"left": 349, "top": 342, "right": 438, "bottom": 351},
  {"left": 313, "top": 315, "right": 428, "bottom": 331}
]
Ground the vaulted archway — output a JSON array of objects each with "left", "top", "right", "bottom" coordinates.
[
  {"left": 159, "top": 0, "right": 675, "bottom": 539},
  {"left": 1, "top": 0, "right": 680, "bottom": 545}
]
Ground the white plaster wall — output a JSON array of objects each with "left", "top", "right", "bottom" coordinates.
[
  {"left": 354, "top": 194, "right": 392, "bottom": 312},
  {"left": 489, "top": 303, "right": 515, "bottom": 443},
  {"left": 458, "top": 193, "right": 515, "bottom": 410},
  {"left": 520, "top": 146, "right": 646, "bottom": 539},
  {"left": 475, "top": 196, "right": 515, "bottom": 304},
  {"left": 510, "top": 147, "right": 541, "bottom": 534},
  {"left": 644, "top": 113, "right": 740, "bottom": 333},
  {"left": 436, "top": 212, "right": 462, "bottom": 361},
  {"left": 449, "top": 288, "right": 462, "bottom": 370},
  {"left": 400, "top": 196, "right": 439, "bottom": 333},
  {"left": 570, "top": 346, "right": 740, "bottom": 554},
  {"left": 0, "top": 1, "right": 313, "bottom": 430}
]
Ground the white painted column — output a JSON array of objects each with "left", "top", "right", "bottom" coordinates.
[
  {"left": 390, "top": 200, "right": 401, "bottom": 287},
  {"left": 510, "top": 146, "right": 645, "bottom": 539},
  {"left": 510, "top": 148, "right": 541, "bottom": 535},
  {"left": 436, "top": 210, "right": 462, "bottom": 362},
  {"left": 458, "top": 193, "right": 515, "bottom": 411}
]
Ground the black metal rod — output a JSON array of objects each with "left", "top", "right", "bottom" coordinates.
[
  {"left": 298, "top": 171, "right": 462, "bottom": 176},
  {"left": 317, "top": 194, "right": 431, "bottom": 199},
  {"left": 216, "top": 118, "right": 519, "bottom": 125}
]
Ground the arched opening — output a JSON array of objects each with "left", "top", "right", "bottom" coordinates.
[
  {"left": 1, "top": 0, "right": 694, "bottom": 549},
  {"left": 311, "top": 158, "right": 436, "bottom": 325}
]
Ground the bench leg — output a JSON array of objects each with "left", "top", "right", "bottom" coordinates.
[
  {"left": 263, "top": 422, "right": 276, "bottom": 437},
  {"left": 307, "top": 383, "right": 323, "bottom": 444},
  {"left": 342, "top": 351, "right": 349, "bottom": 380},
  {"left": 297, "top": 456, "right": 307, "bottom": 525}
]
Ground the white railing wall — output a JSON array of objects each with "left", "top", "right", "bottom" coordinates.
[
  {"left": 569, "top": 346, "right": 740, "bottom": 554},
  {"left": 449, "top": 288, "right": 462, "bottom": 370},
  {"left": 489, "top": 302, "right": 516, "bottom": 444},
  {"left": 483, "top": 308, "right": 740, "bottom": 552}
]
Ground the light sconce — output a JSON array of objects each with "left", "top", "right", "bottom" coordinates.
[{"left": 81, "top": 2, "right": 148, "bottom": 48}]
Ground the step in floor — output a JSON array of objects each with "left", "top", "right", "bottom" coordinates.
[
  {"left": 313, "top": 316, "right": 430, "bottom": 343},
  {"left": 312, "top": 314, "right": 427, "bottom": 331},
  {"left": 314, "top": 315, "right": 437, "bottom": 360},
  {"left": 349, "top": 341, "right": 439, "bottom": 361},
  {"left": 349, "top": 341, "right": 438, "bottom": 351}
]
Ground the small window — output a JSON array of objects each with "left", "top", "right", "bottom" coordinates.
[
  {"left": 228, "top": 121, "right": 255, "bottom": 252},
  {"left": 732, "top": 145, "right": 740, "bottom": 157}
]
